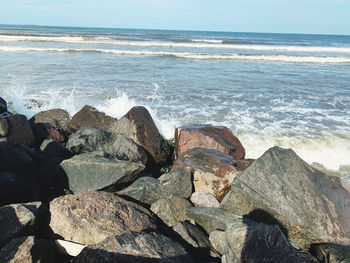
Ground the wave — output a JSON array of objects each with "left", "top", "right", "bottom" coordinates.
[
  {"left": 1, "top": 34, "right": 350, "bottom": 53},
  {"left": 1, "top": 46, "right": 350, "bottom": 63},
  {"left": 190, "top": 39, "right": 223, "bottom": 43}
]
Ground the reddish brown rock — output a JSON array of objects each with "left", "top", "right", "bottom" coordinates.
[
  {"left": 172, "top": 147, "right": 238, "bottom": 201},
  {"left": 175, "top": 124, "right": 245, "bottom": 161},
  {"left": 68, "top": 105, "right": 116, "bottom": 133},
  {"left": 6, "top": 114, "right": 34, "bottom": 146},
  {"left": 30, "top": 108, "right": 70, "bottom": 131},
  {"left": 108, "top": 106, "right": 165, "bottom": 163},
  {"left": 49, "top": 191, "right": 157, "bottom": 245}
]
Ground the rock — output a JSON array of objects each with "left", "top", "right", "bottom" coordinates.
[
  {"left": 172, "top": 148, "right": 238, "bottom": 201},
  {"left": 31, "top": 123, "right": 66, "bottom": 146},
  {"left": 117, "top": 176, "right": 163, "bottom": 205},
  {"left": 221, "top": 146, "right": 350, "bottom": 249},
  {"left": 72, "top": 230, "right": 195, "bottom": 263},
  {"left": 0, "top": 118, "right": 9, "bottom": 137},
  {"left": 0, "top": 236, "right": 54, "bottom": 263},
  {"left": 6, "top": 114, "right": 34, "bottom": 146},
  {"left": 173, "top": 221, "right": 211, "bottom": 249},
  {"left": 310, "top": 243, "right": 350, "bottom": 263},
  {"left": 151, "top": 196, "right": 192, "bottom": 227},
  {"left": 0, "top": 202, "right": 42, "bottom": 248},
  {"left": 68, "top": 105, "right": 116, "bottom": 133},
  {"left": 55, "top": 239, "right": 86, "bottom": 257},
  {"left": 158, "top": 168, "right": 193, "bottom": 199},
  {"left": 67, "top": 126, "right": 148, "bottom": 165},
  {"left": 60, "top": 152, "right": 145, "bottom": 193},
  {"left": 0, "top": 97, "right": 7, "bottom": 113},
  {"left": 175, "top": 124, "right": 245, "bottom": 161},
  {"left": 186, "top": 207, "right": 241, "bottom": 234},
  {"left": 209, "top": 218, "right": 317, "bottom": 263},
  {"left": 108, "top": 106, "right": 165, "bottom": 163},
  {"left": 29, "top": 108, "right": 70, "bottom": 131},
  {"left": 235, "top": 158, "right": 255, "bottom": 172},
  {"left": 49, "top": 191, "right": 157, "bottom": 245},
  {"left": 190, "top": 191, "right": 220, "bottom": 208}
]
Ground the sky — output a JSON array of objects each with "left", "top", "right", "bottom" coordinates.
[{"left": 1, "top": 0, "right": 349, "bottom": 35}]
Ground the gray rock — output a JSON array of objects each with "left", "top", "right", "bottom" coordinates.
[
  {"left": 221, "top": 146, "right": 350, "bottom": 249},
  {"left": 190, "top": 191, "right": 220, "bottom": 208},
  {"left": 186, "top": 207, "right": 241, "bottom": 234},
  {"left": 173, "top": 221, "right": 211, "bottom": 249},
  {"left": 0, "top": 118, "right": 9, "bottom": 137},
  {"left": 151, "top": 196, "right": 192, "bottom": 227},
  {"left": 0, "top": 236, "right": 54, "bottom": 263},
  {"left": 6, "top": 114, "right": 35, "bottom": 146},
  {"left": 60, "top": 152, "right": 145, "bottom": 193},
  {"left": 49, "top": 191, "right": 157, "bottom": 245},
  {"left": 67, "top": 126, "right": 148, "bottom": 165},
  {"left": 0, "top": 202, "right": 42, "bottom": 248},
  {"left": 209, "top": 217, "right": 317, "bottom": 263},
  {"left": 158, "top": 168, "right": 193, "bottom": 199},
  {"left": 310, "top": 243, "right": 350, "bottom": 263},
  {"left": 117, "top": 176, "right": 162, "bottom": 205},
  {"left": 72, "top": 230, "right": 195, "bottom": 263}
]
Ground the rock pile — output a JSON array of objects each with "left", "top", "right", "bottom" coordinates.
[{"left": 0, "top": 95, "right": 349, "bottom": 263}]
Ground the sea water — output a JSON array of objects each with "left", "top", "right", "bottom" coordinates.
[{"left": 0, "top": 25, "right": 349, "bottom": 187}]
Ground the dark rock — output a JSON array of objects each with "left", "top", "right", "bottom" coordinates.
[
  {"left": 310, "top": 243, "right": 350, "bottom": 263},
  {"left": 151, "top": 196, "right": 192, "bottom": 227},
  {"left": 60, "top": 152, "right": 145, "bottom": 193},
  {"left": 67, "top": 105, "right": 116, "bottom": 133},
  {"left": 0, "top": 236, "right": 55, "bottom": 263},
  {"left": 173, "top": 221, "right": 211, "bottom": 249},
  {"left": 158, "top": 168, "right": 193, "bottom": 199},
  {"left": 117, "top": 176, "right": 163, "bottom": 205},
  {"left": 29, "top": 108, "right": 70, "bottom": 131},
  {"left": 72, "top": 230, "right": 195, "bottom": 263},
  {"left": 67, "top": 126, "right": 148, "bottom": 165},
  {"left": 221, "top": 146, "right": 350, "bottom": 249},
  {"left": 175, "top": 124, "right": 245, "bottom": 161},
  {"left": 49, "top": 191, "right": 157, "bottom": 245},
  {"left": 0, "top": 97, "right": 7, "bottom": 113},
  {"left": 31, "top": 123, "right": 66, "bottom": 146},
  {"left": 235, "top": 158, "right": 255, "bottom": 172},
  {"left": 0, "top": 118, "right": 9, "bottom": 137},
  {"left": 108, "top": 106, "right": 166, "bottom": 164},
  {"left": 7, "top": 114, "right": 34, "bottom": 146},
  {"left": 172, "top": 148, "right": 238, "bottom": 201},
  {"left": 0, "top": 202, "right": 42, "bottom": 248}
]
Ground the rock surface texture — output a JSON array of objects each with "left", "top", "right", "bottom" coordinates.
[
  {"left": 221, "top": 146, "right": 350, "bottom": 249},
  {"left": 175, "top": 124, "right": 245, "bottom": 160},
  {"left": 311, "top": 243, "right": 350, "bottom": 263},
  {"left": 6, "top": 114, "right": 35, "bottom": 146},
  {"left": 49, "top": 191, "right": 157, "bottom": 245}
]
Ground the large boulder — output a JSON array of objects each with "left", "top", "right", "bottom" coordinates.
[
  {"left": 221, "top": 146, "right": 350, "bottom": 249},
  {"left": 108, "top": 106, "right": 166, "bottom": 163},
  {"left": 72, "top": 230, "right": 195, "bottom": 263},
  {"left": 310, "top": 243, "right": 350, "bottom": 263},
  {"left": 0, "top": 202, "right": 42, "bottom": 248},
  {"left": 68, "top": 105, "right": 116, "bottom": 133},
  {"left": 60, "top": 152, "right": 145, "bottom": 193},
  {"left": 67, "top": 126, "right": 148, "bottom": 165},
  {"left": 6, "top": 114, "right": 34, "bottom": 146},
  {"left": 49, "top": 191, "right": 157, "bottom": 245},
  {"left": 0, "top": 118, "right": 9, "bottom": 137},
  {"left": 172, "top": 148, "right": 238, "bottom": 201},
  {"left": 0, "top": 236, "right": 54, "bottom": 263},
  {"left": 158, "top": 168, "right": 193, "bottom": 199},
  {"left": 175, "top": 124, "right": 245, "bottom": 161},
  {"left": 0, "top": 97, "right": 7, "bottom": 113}
]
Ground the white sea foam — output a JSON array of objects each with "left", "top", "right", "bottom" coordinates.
[
  {"left": 1, "top": 34, "right": 350, "bottom": 53},
  {"left": 1, "top": 46, "right": 350, "bottom": 63}
]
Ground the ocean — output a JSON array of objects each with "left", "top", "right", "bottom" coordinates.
[{"left": 0, "top": 25, "right": 349, "bottom": 187}]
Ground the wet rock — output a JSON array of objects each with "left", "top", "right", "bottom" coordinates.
[
  {"left": 6, "top": 114, "right": 35, "bottom": 146},
  {"left": 108, "top": 106, "right": 166, "bottom": 163},
  {"left": 310, "top": 243, "right": 350, "bottom": 263},
  {"left": 117, "top": 176, "right": 163, "bottom": 205},
  {"left": 190, "top": 191, "right": 220, "bottom": 208},
  {"left": 72, "top": 230, "right": 195, "bottom": 263},
  {"left": 0, "top": 97, "right": 7, "bottom": 113},
  {"left": 0, "top": 118, "right": 9, "bottom": 137},
  {"left": 151, "top": 196, "right": 192, "bottom": 227},
  {"left": 31, "top": 123, "right": 66, "bottom": 146},
  {"left": 49, "top": 191, "right": 157, "bottom": 245},
  {"left": 0, "top": 202, "right": 42, "bottom": 248},
  {"left": 60, "top": 152, "right": 145, "bottom": 193},
  {"left": 68, "top": 105, "right": 116, "bottom": 133},
  {"left": 221, "top": 146, "right": 350, "bottom": 249},
  {"left": 172, "top": 148, "right": 238, "bottom": 201},
  {"left": 175, "top": 124, "right": 245, "bottom": 161},
  {"left": 0, "top": 236, "right": 54, "bottom": 263},
  {"left": 67, "top": 126, "right": 148, "bottom": 165}
]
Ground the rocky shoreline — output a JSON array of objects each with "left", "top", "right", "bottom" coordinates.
[{"left": 0, "top": 96, "right": 349, "bottom": 263}]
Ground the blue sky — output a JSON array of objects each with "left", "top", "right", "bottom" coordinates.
[{"left": 1, "top": 0, "right": 349, "bottom": 35}]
